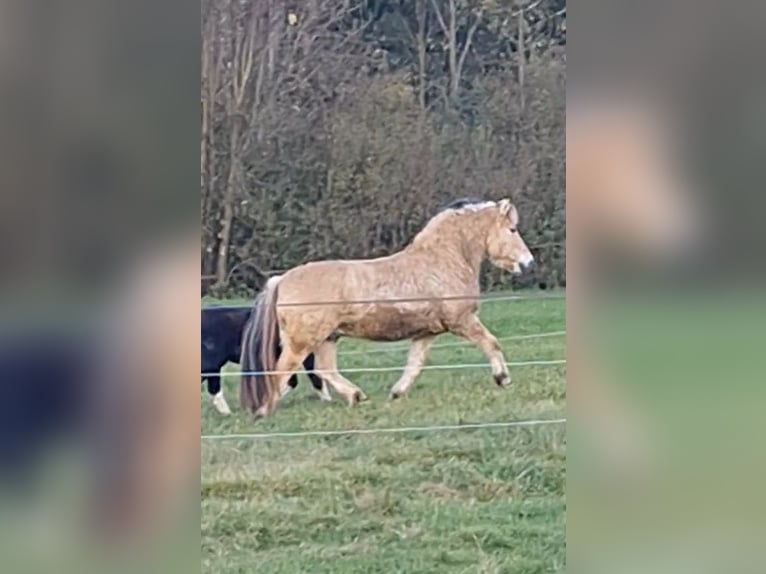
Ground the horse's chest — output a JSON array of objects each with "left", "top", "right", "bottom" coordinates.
[{"left": 338, "top": 305, "right": 445, "bottom": 342}]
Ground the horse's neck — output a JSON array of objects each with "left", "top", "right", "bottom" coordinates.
[
  {"left": 406, "top": 224, "right": 485, "bottom": 275},
  {"left": 448, "top": 220, "right": 486, "bottom": 271}
]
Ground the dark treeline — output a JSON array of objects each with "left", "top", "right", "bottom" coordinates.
[{"left": 202, "top": 0, "right": 565, "bottom": 297}]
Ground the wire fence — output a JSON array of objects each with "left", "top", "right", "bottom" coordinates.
[
  {"left": 202, "top": 291, "right": 566, "bottom": 311},
  {"left": 201, "top": 285, "right": 566, "bottom": 443},
  {"left": 203, "top": 358, "right": 565, "bottom": 379},
  {"left": 274, "top": 292, "right": 565, "bottom": 308},
  {"left": 201, "top": 417, "right": 566, "bottom": 441},
  {"left": 338, "top": 330, "right": 566, "bottom": 356}
]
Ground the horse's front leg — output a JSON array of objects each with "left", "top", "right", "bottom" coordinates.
[
  {"left": 450, "top": 315, "right": 510, "bottom": 387},
  {"left": 389, "top": 335, "right": 436, "bottom": 399},
  {"left": 303, "top": 352, "right": 332, "bottom": 401},
  {"left": 206, "top": 373, "right": 231, "bottom": 415},
  {"left": 207, "top": 375, "right": 231, "bottom": 415},
  {"left": 279, "top": 354, "right": 331, "bottom": 401}
]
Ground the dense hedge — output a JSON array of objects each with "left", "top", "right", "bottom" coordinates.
[{"left": 202, "top": 0, "right": 565, "bottom": 297}]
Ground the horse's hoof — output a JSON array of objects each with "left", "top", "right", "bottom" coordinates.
[
  {"left": 212, "top": 393, "right": 231, "bottom": 415},
  {"left": 349, "top": 390, "right": 367, "bottom": 406},
  {"left": 390, "top": 391, "right": 402, "bottom": 400},
  {"left": 494, "top": 373, "right": 512, "bottom": 387}
]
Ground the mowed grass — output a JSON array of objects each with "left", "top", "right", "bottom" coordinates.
[{"left": 202, "top": 293, "right": 566, "bottom": 573}]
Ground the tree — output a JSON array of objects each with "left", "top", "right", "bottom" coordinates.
[{"left": 201, "top": 0, "right": 566, "bottom": 295}]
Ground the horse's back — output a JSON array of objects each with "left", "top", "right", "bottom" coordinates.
[
  {"left": 280, "top": 254, "right": 458, "bottom": 301},
  {"left": 276, "top": 255, "right": 477, "bottom": 343}
]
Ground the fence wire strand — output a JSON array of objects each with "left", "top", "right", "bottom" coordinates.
[
  {"left": 201, "top": 289, "right": 565, "bottom": 442},
  {"left": 201, "top": 417, "right": 566, "bottom": 441},
  {"left": 203, "top": 358, "right": 565, "bottom": 378},
  {"left": 338, "top": 330, "right": 565, "bottom": 356},
  {"left": 202, "top": 292, "right": 565, "bottom": 311}
]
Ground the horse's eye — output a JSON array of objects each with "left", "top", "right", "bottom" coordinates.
[{"left": 509, "top": 228, "right": 518, "bottom": 234}]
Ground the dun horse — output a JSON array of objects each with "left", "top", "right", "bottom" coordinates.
[{"left": 240, "top": 198, "right": 535, "bottom": 418}]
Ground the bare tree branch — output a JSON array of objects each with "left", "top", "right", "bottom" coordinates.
[
  {"left": 511, "top": 0, "right": 545, "bottom": 18},
  {"left": 457, "top": 7, "right": 483, "bottom": 84},
  {"left": 428, "top": 0, "right": 449, "bottom": 36}
]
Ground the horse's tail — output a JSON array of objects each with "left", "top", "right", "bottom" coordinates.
[{"left": 240, "top": 275, "right": 282, "bottom": 415}]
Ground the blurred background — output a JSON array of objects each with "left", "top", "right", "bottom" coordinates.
[
  {"left": 569, "top": 1, "right": 766, "bottom": 573},
  {"left": 0, "top": 0, "right": 198, "bottom": 572}
]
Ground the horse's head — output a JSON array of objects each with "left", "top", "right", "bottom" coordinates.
[{"left": 486, "top": 199, "right": 535, "bottom": 274}]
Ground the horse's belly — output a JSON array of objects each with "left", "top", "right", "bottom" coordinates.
[{"left": 338, "top": 307, "right": 444, "bottom": 342}]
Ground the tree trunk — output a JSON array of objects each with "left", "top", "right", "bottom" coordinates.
[
  {"left": 216, "top": 120, "right": 241, "bottom": 287},
  {"left": 201, "top": 9, "right": 218, "bottom": 277},
  {"left": 448, "top": 0, "right": 458, "bottom": 100},
  {"left": 201, "top": 41, "right": 209, "bottom": 223},
  {"left": 201, "top": 39, "right": 208, "bottom": 195},
  {"left": 416, "top": 0, "right": 427, "bottom": 111},
  {"left": 518, "top": 7, "right": 526, "bottom": 112}
]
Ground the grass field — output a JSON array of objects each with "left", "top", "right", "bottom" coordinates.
[{"left": 201, "top": 292, "right": 566, "bottom": 573}]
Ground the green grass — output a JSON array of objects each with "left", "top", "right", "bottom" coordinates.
[{"left": 202, "top": 293, "right": 566, "bottom": 573}]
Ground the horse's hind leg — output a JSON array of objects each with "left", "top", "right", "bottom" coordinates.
[
  {"left": 389, "top": 335, "right": 436, "bottom": 399},
  {"left": 309, "top": 372, "right": 331, "bottom": 401},
  {"left": 450, "top": 315, "right": 510, "bottom": 387},
  {"left": 259, "top": 342, "right": 311, "bottom": 416},
  {"left": 276, "top": 339, "right": 300, "bottom": 399},
  {"left": 314, "top": 340, "right": 366, "bottom": 406}
]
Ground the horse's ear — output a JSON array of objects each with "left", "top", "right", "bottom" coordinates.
[{"left": 498, "top": 199, "right": 518, "bottom": 224}]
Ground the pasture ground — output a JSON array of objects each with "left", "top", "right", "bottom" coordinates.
[{"left": 202, "top": 292, "right": 566, "bottom": 573}]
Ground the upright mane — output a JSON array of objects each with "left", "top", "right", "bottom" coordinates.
[
  {"left": 442, "top": 197, "right": 494, "bottom": 211},
  {"left": 409, "top": 198, "right": 497, "bottom": 249}
]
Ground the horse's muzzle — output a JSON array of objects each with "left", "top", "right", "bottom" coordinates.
[{"left": 519, "top": 256, "right": 536, "bottom": 273}]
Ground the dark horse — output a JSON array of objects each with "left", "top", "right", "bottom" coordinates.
[{"left": 202, "top": 306, "right": 325, "bottom": 414}]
